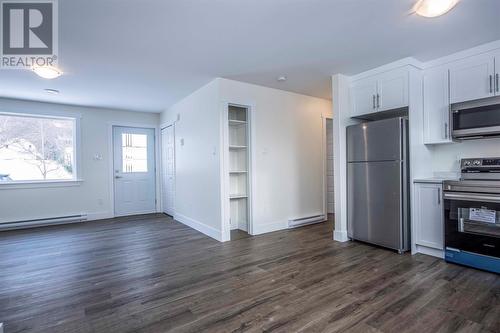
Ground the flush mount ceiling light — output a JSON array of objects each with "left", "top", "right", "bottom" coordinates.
[
  {"left": 44, "top": 88, "right": 60, "bottom": 95},
  {"left": 32, "top": 66, "right": 63, "bottom": 79},
  {"left": 414, "top": 0, "right": 459, "bottom": 17},
  {"left": 277, "top": 76, "right": 287, "bottom": 82}
]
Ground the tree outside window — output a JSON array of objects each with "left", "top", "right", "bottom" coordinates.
[{"left": 0, "top": 114, "right": 75, "bottom": 182}]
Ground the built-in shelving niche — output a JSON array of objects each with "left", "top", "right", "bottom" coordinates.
[{"left": 228, "top": 105, "right": 250, "bottom": 234}]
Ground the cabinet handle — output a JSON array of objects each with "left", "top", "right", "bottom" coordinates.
[
  {"left": 444, "top": 123, "right": 448, "bottom": 139},
  {"left": 496, "top": 73, "right": 499, "bottom": 93},
  {"left": 438, "top": 188, "right": 441, "bottom": 205},
  {"left": 372, "top": 95, "right": 376, "bottom": 109},
  {"left": 490, "top": 75, "right": 493, "bottom": 93},
  {"left": 376, "top": 94, "right": 380, "bottom": 108}
]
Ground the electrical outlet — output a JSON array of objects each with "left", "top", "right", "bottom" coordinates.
[
  {"left": 176, "top": 113, "right": 181, "bottom": 122},
  {"left": 180, "top": 138, "right": 185, "bottom": 146}
]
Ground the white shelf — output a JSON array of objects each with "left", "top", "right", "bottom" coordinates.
[
  {"left": 230, "top": 194, "right": 248, "bottom": 199},
  {"left": 228, "top": 105, "right": 249, "bottom": 235},
  {"left": 229, "top": 120, "right": 247, "bottom": 126}
]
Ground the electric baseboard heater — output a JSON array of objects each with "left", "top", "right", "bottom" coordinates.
[
  {"left": 0, "top": 214, "right": 87, "bottom": 231},
  {"left": 288, "top": 214, "right": 326, "bottom": 228}
]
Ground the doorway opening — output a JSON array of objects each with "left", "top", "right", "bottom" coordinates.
[{"left": 325, "top": 118, "right": 335, "bottom": 229}]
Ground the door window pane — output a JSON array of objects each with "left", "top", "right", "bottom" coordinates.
[
  {"left": 122, "top": 133, "right": 148, "bottom": 173},
  {"left": 0, "top": 114, "right": 75, "bottom": 182}
]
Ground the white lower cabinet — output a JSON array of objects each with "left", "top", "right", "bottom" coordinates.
[{"left": 413, "top": 182, "right": 444, "bottom": 257}]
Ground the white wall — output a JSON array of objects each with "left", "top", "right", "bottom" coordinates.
[
  {"left": 160, "top": 78, "right": 332, "bottom": 240},
  {"left": 160, "top": 79, "right": 223, "bottom": 240},
  {"left": 0, "top": 98, "right": 159, "bottom": 223},
  {"left": 428, "top": 139, "right": 500, "bottom": 173},
  {"left": 219, "top": 78, "right": 332, "bottom": 235}
]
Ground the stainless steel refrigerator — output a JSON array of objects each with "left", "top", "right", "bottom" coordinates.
[{"left": 347, "top": 117, "right": 410, "bottom": 252}]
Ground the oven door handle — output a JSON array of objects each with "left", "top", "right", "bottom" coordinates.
[{"left": 444, "top": 192, "right": 500, "bottom": 203}]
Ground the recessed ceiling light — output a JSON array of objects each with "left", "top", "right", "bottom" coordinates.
[
  {"left": 32, "top": 66, "right": 63, "bottom": 79},
  {"left": 414, "top": 0, "right": 459, "bottom": 18},
  {"left": 44, "top": 88, "right": 60, "bottom": 95}
]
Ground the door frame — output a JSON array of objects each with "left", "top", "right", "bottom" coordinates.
[
  {"left": 220, "top": 101, "right": 256, "bottom": 242},
  {"left": 108, "top": 122, "right": 161, "bottom": 218},
  {"left": 160, "top": 123, "right": 176, "bottom": 216},
  {"left": 322, "top": 115, "right": 334, "bottom": 218}
]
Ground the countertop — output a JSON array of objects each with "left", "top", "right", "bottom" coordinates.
[{"left": 413, "top": 177, "right": 459, "bottom": 184}]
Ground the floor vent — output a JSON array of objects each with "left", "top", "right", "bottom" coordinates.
[
  {"left": 0, "top": 214, "right": 87, "bottom": 231},
  {"left": 288, "top": 214, "right": 326, "bottom": 228}
]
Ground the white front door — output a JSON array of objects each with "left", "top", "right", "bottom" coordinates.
[
  {"left": 113, "top": 126, "right": 156, "bottom": 216},
  {"left": 161, "top": 125, "right": 175, "bottom": 216}
]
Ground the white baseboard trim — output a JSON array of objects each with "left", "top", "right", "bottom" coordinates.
[
  {"left": 174, "top": 213, "right": 223, "bottom": 242},
  {"left": 252, "top": 220, "right": 288, "bottom": 235},
  {"left": 87, "top": 211, "right": 114, "bottom": 221},
  {"left": 334, "top": 230, "right": 349, "bottom": 242},
  {"left": 415, "top": 245, "right": 444, "bottom": 259}
]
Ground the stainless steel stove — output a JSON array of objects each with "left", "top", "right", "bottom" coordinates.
[{"left": 443, "top": 158, "right": 500, "bottom": 274}]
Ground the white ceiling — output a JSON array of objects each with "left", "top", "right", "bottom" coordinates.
[{"left": 1, "top": 0, "right": 500, "bottom": 113}]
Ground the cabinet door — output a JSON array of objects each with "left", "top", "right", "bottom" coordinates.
[
  {"left": 349, "top": 78, "right": 377, "bottom": 117},
  {"left": 414, "top": 183, "right": 444, "bottom": 250},
  {"left": 495, "top": 53, "right": 500, "bottom": 96},
  {"left": 377, "top": 68, "right": 409, "bottom": 112},
  {"left": 449, "top": 54, "right": 495, "bottom": 103},
  {"left": 423, "top": 66, "right": 451, "bottom": 144}
]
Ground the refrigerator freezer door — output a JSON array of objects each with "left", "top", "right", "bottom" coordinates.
[
  {"left": 347, "top": 118, "right": 403, "bottom": 162},
  {"left": 347, "top": 160, "right": 402, "bottom": 250}
]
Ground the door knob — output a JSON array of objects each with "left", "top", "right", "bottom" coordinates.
[{"left": 115, "top": 176, "right": 123, "bottom": 179}]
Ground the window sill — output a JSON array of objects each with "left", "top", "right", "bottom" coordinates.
[{"left": 0, "top": 179, "right": 83, "bottom": 190}]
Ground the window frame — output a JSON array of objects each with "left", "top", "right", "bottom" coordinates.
[{"left": 0, "top": 110, "right": 83, "bottom": 189}]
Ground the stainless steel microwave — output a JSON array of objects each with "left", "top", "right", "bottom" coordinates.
[{"left": 451, "top": 96, "right": 500, "bottom": 140}]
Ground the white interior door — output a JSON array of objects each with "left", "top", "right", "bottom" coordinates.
[
  {"left": 113, "top": 126, "right": 156, "bottom": 216},
  {"left": 161, "top": 126, "right": 175, "bottom": 216}
]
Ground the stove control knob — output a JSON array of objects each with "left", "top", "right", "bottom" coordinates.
[
  {"left": 464, "top": 161, "right": 471, "bottom": 166},
  {"left": 473, "top": 160, "right": 481, "bottom": 166}
]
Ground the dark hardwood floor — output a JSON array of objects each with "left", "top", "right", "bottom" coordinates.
[{"left": 0, "top": 214, "right": 499, "bottom": 333}]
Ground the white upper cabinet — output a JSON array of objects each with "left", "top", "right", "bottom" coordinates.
[
  {"left": 349, "top": 68, "right": 409, "bottom": 117},
  {"left": 349, "top": 78, "right": 377, "bottom": 117},
  {"left": 377, "top": 68, "right": 409, "bottom": 112},
  {"left": 423, "top": 65, "right": 451, "bottom": 144},
  {"left": 449, "top": 53, "right": 495, "bottom": 104}
]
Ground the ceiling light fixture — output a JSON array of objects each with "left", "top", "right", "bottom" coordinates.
[
  {"left": 414, "top": 0, "right": 459, "bottom": 18},
  {"left": 277, "top": 76, "right": 287, "bottom": 82},
  {"left": 44, "top": 88, "right": 60, "bottom": 95},
  {"left": 32, "top": 66, "right": 63, "bottom": 79}
]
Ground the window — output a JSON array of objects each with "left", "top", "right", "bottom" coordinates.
[
  {"left": 0, "top": 113, "right": 77, "bottom": 182},
  {"left": 122, "top": 133, "right": 148, "bottom": 172}
]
